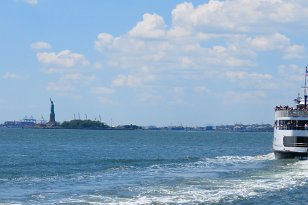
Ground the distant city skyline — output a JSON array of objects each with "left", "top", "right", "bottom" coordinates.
[{"left": 1, "top": 0, "right": 308, "bottom": 126}]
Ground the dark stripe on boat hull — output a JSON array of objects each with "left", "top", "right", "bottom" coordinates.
[{"left": 274, "top": 151, "right": 308, "bottom": 159}]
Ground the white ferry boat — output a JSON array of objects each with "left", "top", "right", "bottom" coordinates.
[{"left": 273, "top": 67, "right": 308, "bottom": 159}]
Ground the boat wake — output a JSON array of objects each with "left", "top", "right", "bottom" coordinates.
[{"left": 53, "top": 153, "right": 308, "bottom": 205}]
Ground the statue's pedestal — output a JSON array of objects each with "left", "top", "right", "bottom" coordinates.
[{"left": 49, "top": 113, "right": 56, "bottom": 124}]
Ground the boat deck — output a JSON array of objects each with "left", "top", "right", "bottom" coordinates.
[{"left": 275, "top": 109, "right": 308, "bottom": 118}]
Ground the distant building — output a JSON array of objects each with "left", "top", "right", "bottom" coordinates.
[
  {"left": 205, "top": 125, "right": 215, "bottom": 131},
  {"left": 4, "top": 117, "right": 36, "bottom": 128}
]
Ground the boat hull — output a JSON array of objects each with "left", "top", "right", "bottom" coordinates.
[{"left": 274, "top": 150, "right": 308, "bottom": 159}]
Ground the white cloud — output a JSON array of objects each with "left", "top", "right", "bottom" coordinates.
[
  {"left": 91, "top": 86, "right": 114, "bottom": 95},
  {"left": 99, "top": 96, "right": 113, "bottom": 105},
  {"left": 219, "top": 91, "right": 267, "bottom": 104},
  {"left": 36, "top": 48, "right": 97, "bottom": 97},
  {"left": 171, "top": 1, "right": 246, "bottom": 30},
  {"left": 47, "top": 82, "right": 73, "bottom": 93},
  {"left": 96, "top": 2, "right": 305, "bottom": 77},
  {"left": 224, "top": 71, "right": 272, "bottom": 80},
  {"left": 3, "top": 72, "right": 23, "bottom": 80},
  {"left": 94, "top": 33, "right": 115, "bottom": 52},
  {"left": 36, "top": 0, "right": 308, "bottom": 106},
  {"left": 60, "top": 72, "right": 82, "bottom": 81},
  {"left": 37, "top": 50, "right": 89, "bottom": 69},
  {"left": 94, "top": 2, "right": 307, "bottom": 68},
  {"left": 248, "top": 33, "right": 290, "bottom": 51},
  {"left": 94, "top": 0, "right": 308, "bottom": 101},
  {"left": 45, "top": 72, "right": 96, "bottom": 96},
  {"left": 193, "top": 86, "right": 211, "bottom": 94},
  {"left": 171, "top": 0, "right": 308, "bottom": 31},
  {"left": 207, "top": 45, "right": 254, "bottom": 67},
  {"left": 112, "top": 73, "right": 155, "bottom": 88},
  {"left": 24, "top": 0, "right": 38, "bottom": 5},
  {"left": 93, "top": 62, "right": 102, "bottom": 69},
  {"left": 268, "top": 1, "right": 305, "bottom": 22},
  {"left": 31, "top": 41, "right": 51, "bottom": 50},
  {"left": 284, "top": 45, "right": 306, "bottom": 59},
  {"left": 128, "top": 13, "right": 166, "bottom": 39},
  {"left": 278, "top": 64, "right": 304, "bottom": 82},
  {"left": 137, "top": 92, "right": 162, "bottom": 104}
]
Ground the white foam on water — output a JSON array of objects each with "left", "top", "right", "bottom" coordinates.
[
  {"left": 0, "top": 203, "right": 23, "bottom": 205},
  {"left": 145, "top": 153, "right": 275, "bottom": 175},
  {"left": 56, "top": 154, "right": 307, "bottom": 205},
  {"left": 4, "top": 153, "right": 305, "bottom": 204},
  {"left": 214, "top": 153, "right": 275, "bottom": 162},
  {"left": 142, "top": 159, "right": 307, "bottom": 204}
]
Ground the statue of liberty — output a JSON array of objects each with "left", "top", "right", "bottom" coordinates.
[
  {"left": 50, "top": 98, "right": 55, "bottom": 114},
  {"left": 49, "top": 98, "right": 56, "bottom": 123}
]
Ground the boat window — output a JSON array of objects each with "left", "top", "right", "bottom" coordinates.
[
  {"left": 278, "top": 120, "right": 308, "bottom": 130},
  {"left": 283, "top": 136, "right": 308, "bottom": 147}
]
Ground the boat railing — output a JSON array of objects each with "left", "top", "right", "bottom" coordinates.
[{"left": 275, "top": 109, "right": 308, "bottom": 118}]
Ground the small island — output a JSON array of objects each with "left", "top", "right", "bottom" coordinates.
[{"left": 61, "top": 119, "right": 142, "bottom": 130}]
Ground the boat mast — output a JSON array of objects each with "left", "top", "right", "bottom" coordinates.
[{"left": 305, "top": 66, "right": 307, "bottom": 109}]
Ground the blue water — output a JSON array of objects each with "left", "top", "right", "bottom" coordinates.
[{"left": 0, "top": 129, "right": 307, "bottom": 204}]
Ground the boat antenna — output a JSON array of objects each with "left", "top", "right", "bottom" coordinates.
[{"left": 305, "top": 66, "right": 308, "bottom": 109}]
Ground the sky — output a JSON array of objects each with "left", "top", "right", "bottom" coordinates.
[{"left": 1, "top": 0, "right": 308, "bottom": 126}]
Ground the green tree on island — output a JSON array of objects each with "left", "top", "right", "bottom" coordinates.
[{"left": 61, "top": 120, "right": 109, "bottom": 129}]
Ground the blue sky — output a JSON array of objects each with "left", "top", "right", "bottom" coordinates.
[{"left": 1, "top": 0, "right": 308, "bottom": 126}]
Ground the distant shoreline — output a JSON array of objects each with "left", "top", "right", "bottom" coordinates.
[
  {"left": 0, "top": 126, "right": 274, "bottom": 133},
  {"left": 0, "top": 119, "right": 273, "bottom": 132}
]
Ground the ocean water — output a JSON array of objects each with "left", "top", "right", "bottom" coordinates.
[{"left": 0, "top": 129, "right": 307, "bottom": 205}]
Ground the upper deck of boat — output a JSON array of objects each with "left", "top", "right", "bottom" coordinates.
[{"left": 275, "top": 106, "right": 308, "bottom": 118}]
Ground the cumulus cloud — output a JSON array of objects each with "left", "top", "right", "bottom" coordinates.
[
  {"left": 171, "top": 0, "right": 308, "bottom": 31},
  {"left": 37, "top": 0, "right": 308, "bottom": 105},
  {"left": 128, "top": 13, "right": 166, "bottom": 38},
  {"left": 95, "top": 1, "right": 308, "bottom": 77},
  {"left": 24, "top": 0, "right": 38, "bottom": 5},
  {"left": 278, "top": 64, "right": 304, "bottom": 82},
  {"left": 284, "top": 45, "right": 306, "bottom": 59},
  {"left": 37, "top": 50, "right": 91, "bottom": 83},
  {"left": 36, "top": 48, "right": 97, "bottom": 97},
  {"left": 31, "top": 41, "right": 51, "bottom": 50},
  {"left": 37, "top": 50, "right": 89, "bottom": 68},
  {"left": 223, "top": 70, "right": 275, "bottom": 92},
  {"left": 92, "top": 0, "right": 308, "bottom": 104},
  {"left": 248, "top": 33, "right": 290, "bottom": 51},
  {"left": 94, "top": 33, "right": 115, "bottom": 52},
  {"left": 46, "top": 72, "right": 95, "bottom": 96}
]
